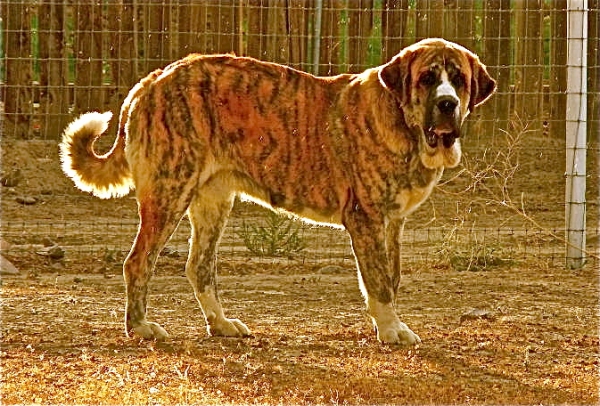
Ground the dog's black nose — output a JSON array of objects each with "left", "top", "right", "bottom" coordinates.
[{"left": 437, "top": 98, "right": 458, "bottom": 115}]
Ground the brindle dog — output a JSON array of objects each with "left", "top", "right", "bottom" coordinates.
[{"left": 60, "top": 38, "right": 496, "bottom": 345}]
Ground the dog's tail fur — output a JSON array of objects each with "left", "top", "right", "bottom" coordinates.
[{"left": 60, "top": 111, "right": 133, "bottom": 199}]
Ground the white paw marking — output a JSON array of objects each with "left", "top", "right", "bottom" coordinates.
[
  {"left": 208, "top": 318, "right": 251, "bottom": 337},
  {"left": 132, "top": 321, "right": 169, "bottom": 341},
  {"left": 198, "top": 287, "right": 250, "bottom": 338},
  {"left": 377, "top": 320, "right": 421, "bottom": 345},
  {"left": 368, "top": 298, "right": 421, "bottom": 345}
]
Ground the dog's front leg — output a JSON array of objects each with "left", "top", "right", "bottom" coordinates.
[{"left": 344, "top": 206, "right": 421, "bottom": 345}]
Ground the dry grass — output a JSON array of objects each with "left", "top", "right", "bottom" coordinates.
[{"left": 1, "top": 256, "right": 597, "bottom": 405}]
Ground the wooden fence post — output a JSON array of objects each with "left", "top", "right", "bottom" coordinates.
[
  {"left": 199, "top": 0, "right": 238, "bottom": 55},
  {"left": 382, "top": 0, "right": 410, "bottom": 61},
  {"left": 73, "top": 2, "right": 105, "bottom": 114},
  {"left": 312, "top": 0, "right": 323, "bottom": 74},
  {"left": 287, "top": 0, "right": 311, "bottom": 71},
  {"left": 107, "top": 0, "right": 137, "bottom": 138},
  {"left": 246, "top": 0, "right": 268, "bottom": 59},
  {"left": 38, "top": 1, "right": 69, "bottom": 139},
  {"left": 483, "top": 0, "right": 511, "bottom": 140},
  {"left": 348, "top": 0, "right": 373, "bottom": 73},
  {"left": 445, "top": 0, "right": 475, "bottom": 51},
  {"left": 141, "top": 2, "right": 168, "bottom": 73},
  {"left": 513, "top": 0, "right": 544, "bottom": 131},
  {"left": 3, "top": 0, "right": 33, "bottom": 138},
  {"left": 180, "top": 2, "right": 207, "bottom": 55},
  {"left": 550, "top": 1, "right": 567, "bottom": 140},
  {"left": 415, "top": 0, "right": 443, "bottom": 40},
  {"left": 266, "top": 0, "right": 290, "bottom": 64},
  {"left": 319, "top": 0, "right": 343, "bottom": 75}
]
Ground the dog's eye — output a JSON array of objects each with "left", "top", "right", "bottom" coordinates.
[
  {"left": 451, "top": 73, "right": 465, "bottom": 88},
  {"left": 419, "top": 72, "right": 436, "bottom": 86}
]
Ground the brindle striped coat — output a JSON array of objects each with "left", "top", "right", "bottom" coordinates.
[{"left": 61, "top": 38, "right": 495, "bottom": 345}]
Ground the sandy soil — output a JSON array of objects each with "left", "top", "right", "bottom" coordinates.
[{"left": 1, "top": 258, "right": 597, "bottom": 404}]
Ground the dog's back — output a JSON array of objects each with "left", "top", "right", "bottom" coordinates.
[{"left": 124, "top": 54, "right": 355, "bottom": 222}]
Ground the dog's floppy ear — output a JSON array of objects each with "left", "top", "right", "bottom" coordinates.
[
  {"left": 378, "top": 49, "right": 416, "bottom": 106},
  {"left": 468, "top": 55, "right": 496, "bottom": 111}
]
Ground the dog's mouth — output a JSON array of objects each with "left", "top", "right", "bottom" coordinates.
[{"left": 425, "top": 126, "right": 459, "bottom": 149}]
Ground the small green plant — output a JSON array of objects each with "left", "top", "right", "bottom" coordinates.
[
  {"left": 434, "top": 219, "right": 513, "bottom": 272},
  {"left": 238, "top": 211, "right": 306, "bottom": 258},
  {"left": 443, "top": 244, "right": 510, "bottom": 272},
  {"left": 102, "top": 247, "right": 123, "bottom": 263},
  {"left": 435, "top": 232, "right": 511, "bottom": 272}
]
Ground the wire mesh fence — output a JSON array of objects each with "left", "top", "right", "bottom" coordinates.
[
  {"left": 2, "top": 1, "right": 599, "bottom": 140},
  {"left": 1, "top": 216, "right": 590, "bottom": 270},
  {"left": 1, "top": 1, "right": 599, "bottom": 270}
]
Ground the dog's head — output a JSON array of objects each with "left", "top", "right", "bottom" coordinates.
[{"left": 378, "top": 38, "right": 496, "bottom": 169}]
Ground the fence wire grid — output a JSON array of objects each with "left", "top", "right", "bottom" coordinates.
[
  {"left": 0, "top": 214, "right": 588, "bottom": 270},
  {"left": 1, "top": 1, "right": 599, "bottom": 270}
]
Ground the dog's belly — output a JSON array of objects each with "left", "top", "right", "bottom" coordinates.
[
  {"left": 238, "top": 189, "right": 344, "bottom": 227},
  {"left": 285, "top": 205, "right": 343, "bottom": 226},
  {"left": 237, "top": 170, "right": 441, "bottom": 227}
]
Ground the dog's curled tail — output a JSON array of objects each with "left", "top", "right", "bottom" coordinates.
[{"left": 59, "top": 111, "right": 133, "bottom": 199}]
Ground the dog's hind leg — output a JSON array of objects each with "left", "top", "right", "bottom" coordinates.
[
  {"left": 124, "top": 184, "right": 194, "bottom": 340},
  {"left": 185, "top": 177, "right": 251, "bottom": 338}
]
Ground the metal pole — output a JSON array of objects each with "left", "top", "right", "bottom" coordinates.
[
  {"left": 312, "top": 0, "right": 323, "bottom": 75},
  {"left": 565, "top": 0, "right": 588, "bottom": 269}
]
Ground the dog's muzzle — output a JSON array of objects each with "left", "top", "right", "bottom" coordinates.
[{"left": 425, "top": 93, "right": 460, "bottom": 148}]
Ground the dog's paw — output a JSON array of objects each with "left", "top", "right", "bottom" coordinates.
[
  {"left": 208, "top": 318, "right": 251, "bottom": 337},
  {"left": 367, "top": 299, "right": 421, "bottom": 346},
  {"left": 131, "top": 321, "right": 169, "bottom": 341},
  {"left": 376, "top": 321, "right": 421, "bottom": 346}
]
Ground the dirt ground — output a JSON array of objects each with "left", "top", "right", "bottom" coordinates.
[
  {"left": 1, "top": 135, "right": 599, "bottom": 404},
  {"left": 2, "top": 257, "right": 598, "bottom": 404}
]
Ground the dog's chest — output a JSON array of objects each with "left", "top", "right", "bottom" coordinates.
[{"left": 388, "top": 166, "right": 443, "bottom": 217}]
